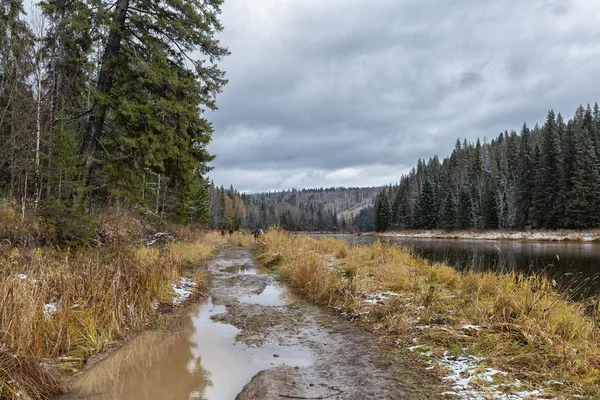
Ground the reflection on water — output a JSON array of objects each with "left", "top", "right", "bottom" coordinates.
[
  {"left": 238, "top": 284, "right": 290, "bottom": 307},
  {"left": 61, "top": 296, "right": 313, "bottom": 400},
  {"left": 222, "top": 265, "right": 263, "bottom": 275},
  {"left": 312, "top": 234, "right": 600, "bottom": 298},
  {"left": 60, "top": 307, "right": 212, "bottom": 400}
]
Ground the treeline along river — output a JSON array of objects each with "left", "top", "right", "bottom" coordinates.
[{"left": 307, "top": 234, "right": 600, "bottom": 299}]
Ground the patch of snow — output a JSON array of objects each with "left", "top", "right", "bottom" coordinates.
[
  {"left": 146, "top": 232, "right": 175, "bottom": 246},
  {"left": 461, "top": 325, "right": 481, "bottom": 331},
  {"left": 415, "top": 325, "right": 431, "bottom": 330},
  {"left": 171, "top": 277, "right": 197, "bottom": 305},
  {"left": 438, "top": 352, "right": 546, "bottom": 399},
  {"left": 44, "top": 301, "right": 58, "bottom": 319},
  {"left": 362, "top": 291, "right": 402, "bottom": 305},
  {"left": 514, "top": 390, "right": 543, "bottom": 398}
]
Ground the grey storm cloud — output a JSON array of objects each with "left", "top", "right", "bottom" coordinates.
[{"left": 207, "top": 0, "right": 600, "bottom": 192}]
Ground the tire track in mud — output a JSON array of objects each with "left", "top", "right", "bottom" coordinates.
[{"left": 206, "top": 247, "right": 445, "bottom": 400}]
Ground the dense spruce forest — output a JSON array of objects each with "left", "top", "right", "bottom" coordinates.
[
  {"left": 0, "top": 0, "right": 226, "bottom": 237},
  {"left": 207, "top": 185, "right": 379, "bottom": 231},
  {"left": 373, "top": 104, "right": 600, "bottom": 232}
]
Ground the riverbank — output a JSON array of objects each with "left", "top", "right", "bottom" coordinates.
[
  {"left": 256, "top": 230, "right": 600, "bottom": 399},
  {"left": 0, "top": 228, "right": 252, "bottom": 399},
  {"left": 375, "top": 229, "right": 600, "bottom": 242}
]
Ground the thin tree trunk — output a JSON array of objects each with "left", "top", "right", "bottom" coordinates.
[
  {"left": 9, "top": 120, "right": 16, "bottom": 200},
  {"left": 155, "top": 174, "right": 161, "bottom": 214},
  {"left": 21, "top": 168, "right": 28, "bottom": 221},
  {"left": 78, "top": 0, "right": 129, "bottom": 187},
  {"left": 34, "top": 53, "right": 42, "bottom": 211},
  {"left": 58, "top": 173, "right": 62, "bottom": 200}
]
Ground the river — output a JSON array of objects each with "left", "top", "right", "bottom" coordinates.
[{"left": 307, "top": 234, "right": 600, "bottom": 298}]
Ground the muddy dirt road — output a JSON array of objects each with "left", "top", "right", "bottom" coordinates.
[{"left": 62, "top": 247, "right": 444, "bottom": 400}]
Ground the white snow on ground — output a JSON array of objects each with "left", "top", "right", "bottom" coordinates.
[
  {"left": 146, "top": 232, "right": 175, "bottom": 246},
  {"left": 426, "top": 351, "right": 546, "bottom": 400},
  {"left": 171, "top": 277, "right": 197, "bottom": 305},
  {"left": 44, "top": 301, "right": 58, "bottom": 319},
  {"left": 461, "top": 325, "right": 481, "bottom": 331},
  {"left": 362, "top": 291, "right": 402, "bottom": 305}
]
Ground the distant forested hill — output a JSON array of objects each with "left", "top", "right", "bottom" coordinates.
[
  {"left": 208, "top": 186, "right": 380, "bottom": 231},
  {"left": 372, "top": 103, "right": 600, "bottom": 232}
]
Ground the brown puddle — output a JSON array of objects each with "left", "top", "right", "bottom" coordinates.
[
  {"left": 60, "top": 298, "right": 313, "bottom": 400},
  {"left": 221, "top": 265, "right": 265, "bottom": 275},
  {"left": 238, "top": 284, "right": 293, "bottom": 307}
]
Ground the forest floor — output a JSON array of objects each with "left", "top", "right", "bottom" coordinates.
[{"left": 376, "top": 229, "right": 600, "bottom": 242}]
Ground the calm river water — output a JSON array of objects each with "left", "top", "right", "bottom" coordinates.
[{"left": 307, "top": 234, "right": 600, "bottom": 298}]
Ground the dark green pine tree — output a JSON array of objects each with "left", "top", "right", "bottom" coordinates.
[
  {"left": 565, "top": 129, "right": 600, "bottom": 228},
  {"left": 183, "top": 175, "right": 210, "bottom": 226},
  {"left": 457, "top": 188, "right": 473, "bottom": 229},
  {"left": 77, "top": 0, "right": 228, "bottom": 206},
  {"left": 593, "top": 102, "right": 600, "bottom": 159},
  {"left": 418, "top": 178, "right": 438, "bottom": 229},
  {"left": 397, "top": 192, "right": 412, "bottom": 229},
  {"left": 374, "top": 189, "right": 392, "bottom": 232},
  {"left": 470, "top": 138, "right": 484, "bottom": 227},
  {"left": 391, "top": 185, "right": 404, "bottom": 225},
  {"left": 439, "top": 193, "right": 456, "bottom": 230},
  {"left": 374, "top": 193, "right": 382, "bottom": 232},
  {"left": 531, "top": 110, "right": 564, "bottom": 228},
  {"left": 482, "top": 176, "right": 499, "bottom": 229},
  {"left": 561, "top": 121, "right": 578, "bottom": 199}
]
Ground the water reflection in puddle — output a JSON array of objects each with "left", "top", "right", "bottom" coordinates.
[
  {"left": 222, "top": 265, "right": 263, "bottom": 275},
  {"left": 60, "top": 299, "right": 312, "bottom": 400},
  {"left": 238, "top": 284, "right": 291, "bottom": 307}
]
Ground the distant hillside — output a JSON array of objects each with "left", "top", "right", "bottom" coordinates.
[
  {"left": 208, "top": 186, "right": 380, "bottom": 231},
  {"left": 338, "top": 198, "right": 376, "bottom": 225}
]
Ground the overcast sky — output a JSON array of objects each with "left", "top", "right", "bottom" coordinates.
[{"left": 206, "top": 0, "right": 600, "bottom": 193}]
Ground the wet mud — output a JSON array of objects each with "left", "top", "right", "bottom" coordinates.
[
  {"left": 212, "top": 248, "right": 444, "bottom": 399},
  {"left": 62, "top": 247, "right": 444, "bottom": 399}
]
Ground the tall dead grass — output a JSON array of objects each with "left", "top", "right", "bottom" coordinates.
[
  {"left": 0, "top": 231, "right": 221, "bottom": 399},
  {"left": 256, "top": 230, "right": 600, "bottom": 397},
  {"left": 226, "top": 231, "right": 254, "bottom": 248}
]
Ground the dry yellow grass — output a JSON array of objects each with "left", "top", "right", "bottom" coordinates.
[
  {"left": 226, "top": 231, "right": 254, "bottom": 248},
  {"left": 0, "top": 231, "right": 222, "bottom": 400},
  {"left": 255, "top": 229, "right": 600, "bottom": 397}
]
